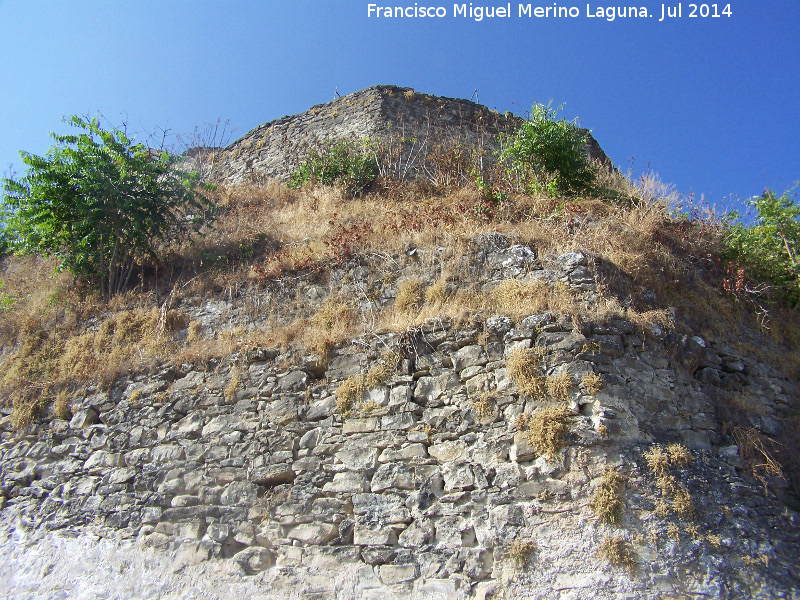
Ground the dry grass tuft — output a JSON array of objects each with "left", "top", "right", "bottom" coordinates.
[
  {"left": 581, "top": 372, "right": 603, "bottom": 395},
  {"left": 358, "top": 399, "right": 382, "bottom": 417},
  {"left": 335, "top": 358, "right": 395, "bottom": 418},
  {"left": 546, "top": 370, "right": 573, "bottom": 401},
  {"left": 590, "top": 468, "right": 626, "bottom": 525},
  {"left": 597, "top": 535, "right": 635, "bottom": 573},
  {"left": 505, "top": 538, "right": 537, "bottom": 569},
  {"left": 732, "top": 427, "right": 784, "bottom": 494},
  {"left": 646, "top": 444, "right": 695, "bottom": 520},
  {"left": 514, "top": 412, "right": 530, "bottom": 431},
  {"left": 187, "top": 321, "right": 204, "bottom": 345},
  {"left": 644, "top": 445, "right": 670, "bottom": 478},
  {"left": 54, "top": 390, "right": 72, "bottom": 420},
  {"left": 395, "top": 278, "right": 424, "bottom": 313},
  {"left": 526, "top": 404, "right": 572, "bottom": 458},
  {"left": 490, "top": 279, "right": 550, "bottom": 319},
  {"left": 424, "top": 279, "right": 449, "bottom": 306},
  {"left": 666, "top": 443, "right": 693, "bottom": 467},
  {"left": 506, "top": 348, "right": 546, "bottom": 399},
  {"left": 670, "top": 483, "right": 695, "bottom": 519},
  {"left": 224, "top": 368, "right": 240, "bottom": 404},
  {"left": 472, "top": 392, "right": 495, "bottom": 423},
  {"left": 364, "top": 363, "right": 391, "bottom": 390},
  {"left": 335, "top": 376, "right": 365, "bottom": 417}
]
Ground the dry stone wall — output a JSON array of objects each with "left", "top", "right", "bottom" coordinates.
[
  {"left": 2, "top": 244, "right": 799, "bottom": 599},
  {"left": 203, "top": 85, "right": 611, "bottom": 185}
]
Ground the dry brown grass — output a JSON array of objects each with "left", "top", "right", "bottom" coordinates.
[
  {"left": 590, "top": 468, "right": 626, "bottom": 525},
  {"left": 472, "top": 392, "right": 495, "bottom": 423},
  {"left": 395, "top": 278, "right": 424, "bottom": 313},
  {"left": 3, "top": 165, "right": 799, "bottom": 447},
  {"left": 645, "top": 444, "right": 696, "bottom": 521},
  {"left": 424, "top": 279, "right": 449, "bottom": 306},
  {"left": 597, "top": 535, "right": 636, "bottom": 573},
  {"left": 506, "top": 348, "right": 547, "bottom": 400},
  {"left": 186, "top": 321, "right": 204, "bottom": 345},
  {"left": 666, "top": 443, "right": 693, "bottom": 467},
  {"left": 53, "top": 389, "right": 73, "bottom": 420},
  {"left": 546, "top": 370, "right": 573, "bottom": 401},
  {"left": 526, "top": 404, "right": 572, "bottom": 458},
  {"left": 581, "top": 372, "right": 604, "bottom": 395},
  {"left": 306, "top": 297, "right": 358, "bottom": 356},
  {"left": 335, "top": 376, "right": 364, "bottom": 417},
  {"left": 505, "top": 538, "right": 537, "bottom": 569},
  {"left": 224, "top": 368, "right": 241, "bottom": 404},
  {"left": 335, "top": 360, "right": 395, "bottom": 418},
  {"left": 644, "top": 445, "right": 670, "bottom": 478}
]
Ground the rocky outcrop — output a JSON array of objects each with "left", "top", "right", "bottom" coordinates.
[
  {"left": 201, "top": 85, "right": 612, "bottom": 184},
  {"left": 2, "top": 243, "right": 798, "bottom": 599}
]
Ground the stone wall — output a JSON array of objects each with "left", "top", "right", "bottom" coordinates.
[
  {"left": 200, "top": 85, "right": 612, "bottom": 185},
  {"left": 2, "top": 244, "right": 798, "bottom": 599}
]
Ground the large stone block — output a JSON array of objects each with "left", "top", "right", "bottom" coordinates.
[
  {"left": 452, "top": 345, "right": 488, "bottom": 372},
  {"left": 234, "top": 547, "right": 274, "bottom": 575},
  {"left": 336, "top": 446, "right": 380, "bottom": 471},
  {"left": 352, "top": 493, "right": 411, "bottom": 523},
  {"left": 371, "top": 462, "right": 415, "bottom": 491},
  {"left": 287, "top": 523, "right": 337, "bottom": 545},
  {"left": 220, "top": 480, "right": 258, "bottom": 506},
  {"left": 250, "top": 463, "right": 295, "bottom": 486}
]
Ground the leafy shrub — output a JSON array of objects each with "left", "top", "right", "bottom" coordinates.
[
  {"left": 1, "top": 115, "right": 214, "bottom": 299},
  {"left": 499, "top": 102, "right": 597, "bottom": 196},
  {"left": 724, "top": 188, "right": 800, "bottom": 306},
  {"left": 289, "top": 139, "right": 378, "bottom": 197}
]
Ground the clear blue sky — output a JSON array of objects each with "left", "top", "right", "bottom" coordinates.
[{"left": 1, "top": 1, "right": 798, "bottom": 213}]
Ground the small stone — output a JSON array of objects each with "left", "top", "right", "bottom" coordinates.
[
  {"left": 452, "top": 345, "right": 488, "bottom": 372},
  {"left": 398, "top": 518, "right": 434, "bottom": 548},
  {"left": 287, "top": 523, "right": 337, "bottom": 545},
  {"left": 378, "top": 564, "right": 417, "bottom": 584},
  {"left": 322, "top": 472, "right": 369, "bottom": 494},
  {"left": 69, "top": 408, "right": 98, "bottom": 429},
  {"left": 335, "top": 447, "right": 379, "bottom": 471},
  {"left": 235, "top": 547, "right": 274, "bottom": 575},
  {"left": 220, "top": 480, "right": 258, "bottom": 506},
  {"left": 429, "top": 440, "right": 467, "bottom": 462},
  {"left": 251, "top": 463, "right": 295, "bottom": 486}
]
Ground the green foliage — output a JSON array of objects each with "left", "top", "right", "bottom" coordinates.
[
  {"left": 500, "top": 102, "right": 597, "bottom": 197},
  {"left": 2, "top": 115, "right": 214, "bottom": 299},
  {"left": 289, "top": 139, "right": 378, "bottom": 197},
  {"left": 474, "top": 174, "right": 509, "bottom": 203},
  {"left": 725, "top": 187, "right": 800, "bottom": 306},
  {"left": 0, "top": 280, "right": 16, "bottom": 311}
]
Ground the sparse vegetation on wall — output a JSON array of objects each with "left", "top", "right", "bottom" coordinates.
[{"left": 289, "top": 138, "right": 378, "bottom": 198}]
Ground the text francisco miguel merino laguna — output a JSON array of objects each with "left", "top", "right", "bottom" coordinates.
[{"left": 367, "top": 3, "right": 732, "bottom": 21}]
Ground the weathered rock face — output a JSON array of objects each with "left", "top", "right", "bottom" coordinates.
[
  {"left": 1, "top": 249, "right": 798, "bottom": 599},
  {"left": 201, "top": 85, "right": 612, "bottom": 185}
]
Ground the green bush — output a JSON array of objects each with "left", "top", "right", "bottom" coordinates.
[
  {"left": 1, "top": 115, "right": 214, "bottom": 299},
  {"left": 289, "top": 139, "right": 378, "bottom": 197},
  {"left": 725, "top": 187, "right": 800, "bottom": 306},
  {"left": 499, "top": 102, "right": 596, "bottom": 197}
]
